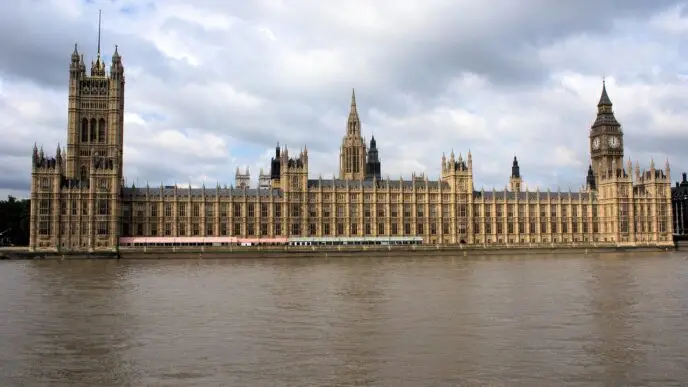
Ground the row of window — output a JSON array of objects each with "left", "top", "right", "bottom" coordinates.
[
  {"left": 38, "top": 199, "right": 111, "bottom": 216},
  {"left": 80, "top": 117, "right": 107, "bottom": 143},
  {"left": 38, "top": 221, "right": 110, "bottom": 236},
  {"left": 124, "top": 201, "right": 667, "bottom": 218}
]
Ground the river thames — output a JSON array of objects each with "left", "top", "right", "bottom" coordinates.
[{"left": 1, "top": 252, "right": 687, "bottom": 386}]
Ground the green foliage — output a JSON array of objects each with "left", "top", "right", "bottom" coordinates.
[{"left": 0, "top": 196, "right": 30, "bottom": 246}]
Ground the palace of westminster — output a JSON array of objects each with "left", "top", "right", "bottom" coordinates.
[{"left": 28, "top": 39, "right": 675, "bottom": 251}]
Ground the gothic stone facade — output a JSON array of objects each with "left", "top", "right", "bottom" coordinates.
[
  {"left": 29, "top": 44, "right": 674, "bottom": 251},
  {"left": 671, "top": 173, "right": 688, "bottom": 236}
]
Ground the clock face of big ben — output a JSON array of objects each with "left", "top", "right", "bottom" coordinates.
[
  {"left": 592, "top": 137, "right": 600, "bottom": 150},
  {"left": 608, "top": 136, "right": 620, "bottom": 148}
]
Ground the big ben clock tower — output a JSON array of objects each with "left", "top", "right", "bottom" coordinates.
[{"left": 589, "top": 80, "right": 624, "bottom": 181}]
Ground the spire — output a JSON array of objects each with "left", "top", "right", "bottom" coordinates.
[
  {"left": 346, "top": 88, "right": 361, "bottom": 136},
  {"left": 97, "top": 9, "right": 102, "bottom": 58},
  {"left": 598, "top": 78, "right": 612, "bottom": 107},
  {"left": 71, "top": 42, "right": 79, "bottom": 63},
  {"left": 591, "top": 79, "right": 620, "bottom": 130},
  {"left": 89, "top": 10, "right": 106, "bottom": 76},
  {"left": 350, "top": 88, "right": 357, "bottom": 114},
  {"left": 511, "top": 155, "right": 520, "bottom": 178}
]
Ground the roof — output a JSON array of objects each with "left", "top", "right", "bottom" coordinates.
[
  {"left": 306, "top": 178, "right": 450, "bottom": 190},
  {"left": 474, "top": 190, "right": 594, "bottom": 201},
  {"left": 121, "top": 186, "right": 283, "bottom": 198}
]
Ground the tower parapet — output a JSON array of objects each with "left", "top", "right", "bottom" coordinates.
[
  {"left": 258, "top": 168, "right": 271, "bottom": 189},
  {"left": 235, "top": 166, "right": 251, "bottom": 188},
  {"left": 440, "top": 150, "right": 473, "bottom": 193}
]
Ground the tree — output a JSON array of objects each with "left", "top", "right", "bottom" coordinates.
[{"left": 0, "top": 196, "right": 31, "bottom": 246}]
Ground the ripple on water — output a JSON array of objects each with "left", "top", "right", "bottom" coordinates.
[{"left": 0, "top": 254, "right": 688, "bottom": 386}]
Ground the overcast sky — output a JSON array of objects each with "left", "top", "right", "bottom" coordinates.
[{"left": 2, "top": 0, "right": 688, "bottom": 199}]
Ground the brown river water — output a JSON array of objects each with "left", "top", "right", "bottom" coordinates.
[{"left": 1, "top": 252, "right": 687, "bottom": 386}]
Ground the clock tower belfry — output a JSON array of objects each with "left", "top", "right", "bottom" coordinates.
[{"left": 589, "top": 80, "right": 624, "bottom": 182}]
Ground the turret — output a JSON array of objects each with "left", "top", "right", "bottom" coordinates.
[
  {"left": 509, "top": 156, "right": 523, "bottom": 192},
  {"left": 586, "top": 164, "right": 596, "bottom": 191},
  {"left": 110, "top": 45, "right": 124, "bottom": 80},
  {"left": 365, "top": 135, "right": 381, "bottom": 180}
]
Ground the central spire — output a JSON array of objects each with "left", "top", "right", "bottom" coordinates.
[
  {"left": 349, "top": 88, "right": 358, "bottom": 117},
  {"left": 347, "top": 88, "right": 361, "bottom": 136}
]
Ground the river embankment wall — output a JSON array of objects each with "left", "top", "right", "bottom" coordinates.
[{"left": 0, "top": 243, "right": 676, "bottom": 260}]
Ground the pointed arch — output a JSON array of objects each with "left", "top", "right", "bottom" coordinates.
[
  {"left": 98, "top": 118, "right": 106, "bottom": 143},
  {"left": 80, "top": 165, "right": 88, "bottom": 182},
  {"left": 90, "top": 118, "right": 97, "bottom": 142},
  {"left": 81, "top": 118, "right": 88, "bottom": 142}
]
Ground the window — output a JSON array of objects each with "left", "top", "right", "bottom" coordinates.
[
  {"left": 39, "top": 221, "right": 50, "bottom": 235},
  {"left": 97, "top": 221, "right": 109, "bottom": 235},
  {"left": 98, "top": 199, "right": 109, "bottom": 215},
  {"left": 150, "top": 203, "right": 158, "bottom": 217},
  {"left": 98, "top": 118, "right": 106, "bottom": 143},
  {"left": 39, "top": 199, "right": 50, "bottom": 215}
]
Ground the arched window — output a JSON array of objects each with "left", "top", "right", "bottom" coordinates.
[
  {"left": 81, "top": 118, "right": 88, "bottom": 142},
  {"left": 98, "top": 118, "right": 106, "bottom": 143},
  {"left": 90, "top": 118, "right": 97, "bottom": 142},
  {"left": 80, "top": 165, "right": 88, "bottom": 182}
]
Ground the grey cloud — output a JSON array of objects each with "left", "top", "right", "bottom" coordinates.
[
  {"left": 0, "top": 0, "right": 685, "bottom": 193},
  {"left": 0, "top": 2, "right": 180, "bottom": 90}
]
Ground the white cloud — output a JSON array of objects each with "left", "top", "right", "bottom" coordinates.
[{"left": 0, "top": 0, "right": 687, "bottom": 199}]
